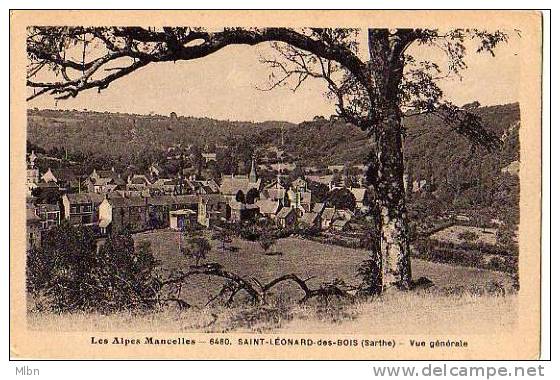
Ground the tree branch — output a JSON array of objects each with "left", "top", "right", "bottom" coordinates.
[{"left": 27, "top": 27, "right": 369, "bottom": 101}]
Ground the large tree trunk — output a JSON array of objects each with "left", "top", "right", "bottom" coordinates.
[
  {"left": 374, "top": 106, "right": 412, "bottom": 290},
  {"left": 366, "top": 29, "right": 413, "bottom": 290}
]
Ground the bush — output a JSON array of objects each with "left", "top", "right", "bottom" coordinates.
[
  {"left": 258, "top": 234, "right": 277, "bottom": 253},
  {"left": 458, "top": 231, "right": 478, "bottom": 242},
  {"left": 27, "top": 222, "right": 161, "bottom": 312},
  {"left": 182, "top": 236, "right": 212, "bottom": 266}
]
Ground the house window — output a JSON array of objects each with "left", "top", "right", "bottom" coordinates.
[
  {"left": 70, "top": 206, "right": 78, "bottom": 214},
  {"left": 83, "top": 204, "right": 92, "bottom": 213}
]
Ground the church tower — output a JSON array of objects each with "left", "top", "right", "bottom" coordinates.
[{"left": 248, "top": 155, "right": 258, "bottom": 183}]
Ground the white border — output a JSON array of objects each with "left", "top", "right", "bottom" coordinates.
[{"left": 1, "top": 1, "right": 553, "bottom": 377}]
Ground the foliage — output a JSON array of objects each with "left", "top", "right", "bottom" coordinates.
[
  {"left": 258, "top": 233, "right": 277, "bottom": 253},
  {"left": 326, "top": 188, "right": 357, "bottom": 210},
  {"left": 245, "top": 188, "right": 260, "bottom": 204},
  {"left": 356, "top": 219, "right": 383, "bottom": 295},
  {"left": 307, "top": 181, "right": 329, "bottom": 204},
  {"left": 26, "top": 222, "right": 161, "bottom": 312},
  {"left": 413, "top": 238, "right": 517, "bottom": 274},
  {"left": 182, "top": 236, "right": 212, "bottom": 266},
  {"left": 215, "top": 228, "right": 234, "bottom": 250},
  {"left": 235, "top": 190, "right": 246, "bottom": 203},
  {"left": 30, "top": 186, "right": 61, "bottom": 204},
  {"left": 458, "top": 231, "right": 478, "bottom": 242}
]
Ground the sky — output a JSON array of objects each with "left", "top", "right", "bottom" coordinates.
[{"left": 28, "top": 34, "right": 521, "bottom": 123}]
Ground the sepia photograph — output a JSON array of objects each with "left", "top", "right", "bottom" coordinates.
[{"left": 10, "top": 10, "right": 543, "bottom": 360}]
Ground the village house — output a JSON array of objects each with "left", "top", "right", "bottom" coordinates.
[
  {"left": 229, "top": 201, "right": 259, "bottom": 223},
  {"left": 62, "top": 192, "right": 104, "bottom": 226},
  {"left": 145, "top": 194, "right": 202, "bottom": 229},
  {"left": 192, "top": 179, "right": 220, "bottom": 195},
  {"left": 26, "top": 151, "right": 39, "bottom": 196},
  {"left": 220, "top": 158, "right": 261, "bottom": 201},
  {"left": 276, "top": 207, "right": 297, "bottom": 228},
  {"left": 197, "top": 194, "right": 230, "bottom": 227},
  {"left": 150, "top": 178, "right": 181, "bottom": 195},
  {"left": 169, "top": 209, "right": 198, "bottom": 230},
  {"left": 286, "top": 177, "right": 312, "bottom": 213},
  {"left": 201, "top": 152, "right": 217, "bottom": 163},
  {"left": 34, "top": 203, "right": 61, "bottom": 229},
  {"left": 97, "top": 193, "right": 229, "bottom": 234},
  {"left": 42, "top": 167, "right": 80, "bottom": 191},
  {"left": 26, "top": 207, "right": 42, "bottom": 250},
  {"left": 300, "top": 211, "right": 321, "bottom": 229},
  {"left": 98, "top": 196, "right": 150, "bottom": 234},
  {"left": 127, "top": 174, "right": 152, "bottom": 191},
  {"left": 261, "top": 179, "right": 287, "bottom": 205},
  {"left": 87, "top": 168, "right": 126, "bottom": 193},
  {"left": 320, "top": 207, "right": 336, "bottom": 230},
  {"left": 255, "top": 199, "right": 281, "bottom": 219},
  {"left": 144, "top": 195, "right": 194, "bottom": 229}
]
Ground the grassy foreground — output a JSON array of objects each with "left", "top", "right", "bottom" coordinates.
[
  {"left": 28, "top": 290, "right": 517, "bottom": 334},
  {"left": 28, "top": 230, "right": 517, "bottom": 333}
]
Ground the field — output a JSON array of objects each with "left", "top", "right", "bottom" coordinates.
[
  {"left": 28, "top": 229, "right": 517, "bottom": 333},
  {"left": 430, "top": 225, "right": 499, "bottom": 246},
  {"left": 134, "top": 229, "right": 515, "bottom": 301}
]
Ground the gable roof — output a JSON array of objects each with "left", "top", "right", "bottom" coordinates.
[
  {"left": 332, "top": 219, "right": 350, "bottom": 228},
  {"left": 255, "top": 199, "right": 280, "bottom": 215},
  {"left": 107, "top": 196, "right": 148, "bottom": 208},
  {"left": 45, "top": 167, "right": 78, "bottom": 183},
  {"left": 129, "top": 174, "right": 152, "bottom": 185},
  {"left": 312, "top": 202, "right": 325, "bottom": 213},
  {"left": 277, "top": 207, "right": 295, "bottom": 219},
  {"left": 65, "top": 192, "right": 104, "bottom": 205},
  {"left": 301, "top": 212, "right": 319, "bottom": 225},
  {"left": 349, "top": 187, "right": 367, "bottom": 202},
  {"left": 322, "top": 207, "right": 336, "bottom": 221},
  {"left": 219, "top": 175, "right": 260, "bottom": 196}
]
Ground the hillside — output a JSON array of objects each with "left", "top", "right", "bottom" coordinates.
[
  {"left": 28, "top": 104, "right": 519, "bottom": 167},
  {"left": 27, "top": 109, "right": 295, "bottom": 170},
  {"left": 28, "top": 104, "right": 520, "bottom": 197}
]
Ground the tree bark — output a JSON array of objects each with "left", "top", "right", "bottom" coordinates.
[
  {"left": 374, "top": 106, "right": 412, "bottom": 290},
  {"left": 366, "top": 29, "right": 413, "bottom": 290}
]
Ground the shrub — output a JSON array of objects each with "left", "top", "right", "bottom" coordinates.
[
  {"left": 458, "top": 231, "right": 478, "bottom": 242},
  {"left": 182, "top": 236, "right": 212, "bottom": 266},
  {"left": 27, "top": 222, "right": 161, "bottom": 312},
  {"left": 258, "top": 234, "right": 277, "bottom": 253}
]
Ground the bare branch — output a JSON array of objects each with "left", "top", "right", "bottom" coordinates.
[{"left": 27, "top": 27, "right": 369, "bottom": 102}]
